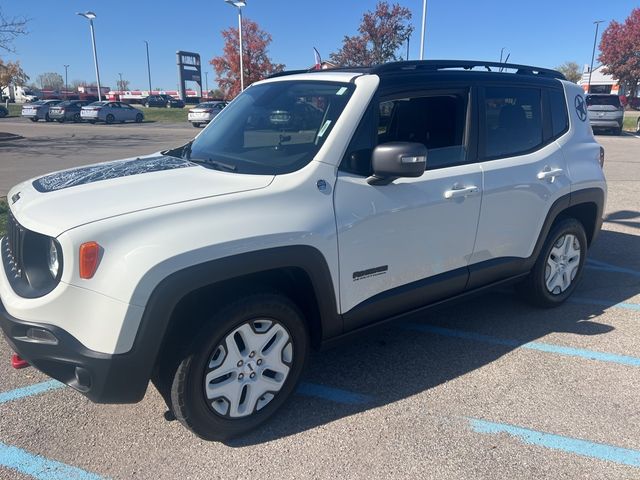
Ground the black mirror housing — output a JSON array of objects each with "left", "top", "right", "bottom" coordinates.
[{"left": 367, "top": 142, "right": 427, "bottom": 185}]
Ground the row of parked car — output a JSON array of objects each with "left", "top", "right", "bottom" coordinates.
[
  {"left": 19, "top": 98, "right": 228, "bottom": 127},
  {"left": 21, "top": 100, "right": 144, "bottom": 124}
]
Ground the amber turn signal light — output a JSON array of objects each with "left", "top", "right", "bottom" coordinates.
[{"left": 79, "top": 241, "right": 100, "bottom": 279}]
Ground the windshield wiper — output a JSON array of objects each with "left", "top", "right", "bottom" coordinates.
[{"left": 189, "top": 157, "right": 237, "bottom": 172}]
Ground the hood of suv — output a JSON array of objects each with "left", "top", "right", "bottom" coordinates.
[{"left": 8, "top": 154, "right": 274, "bottom": 237}]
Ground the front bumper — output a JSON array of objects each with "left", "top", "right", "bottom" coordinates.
[{"left": 0, "top": 300, "right": 149, "bottom": 403}]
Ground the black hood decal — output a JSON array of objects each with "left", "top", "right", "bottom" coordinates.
[{"left": 32, "top": 155, "right": 196, "bottom": 193}]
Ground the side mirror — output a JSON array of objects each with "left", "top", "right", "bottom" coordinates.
[{"left": 367, "top": 142, "right": 427, "bottom": 186}]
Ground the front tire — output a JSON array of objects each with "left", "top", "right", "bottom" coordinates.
[
  {"left": 168, "top": 293, "right": 309, "bottom": 441},
  {"left": 517, "top": 218, "right": 587, "bottom": 308},
  {"left": 106, "top": 113, "right": 115, "bottom": 124},
  {"left": 135, "top": 113, "right": 143, "bottom": 123}
]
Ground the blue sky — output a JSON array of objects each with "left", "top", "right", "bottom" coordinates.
[{"left": 1, "top": 0, "right": 638, "bottom": 91}]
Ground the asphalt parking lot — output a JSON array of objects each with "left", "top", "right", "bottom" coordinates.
[{"left": 0, "top": 120, "right": 639, "bottom": 479}]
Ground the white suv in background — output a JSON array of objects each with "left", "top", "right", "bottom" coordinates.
[{"left": 1, "top": 60, "right": 606, "bottom": 441}]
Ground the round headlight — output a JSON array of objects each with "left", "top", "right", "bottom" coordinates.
[{"left": 47, "top": 239, "right": 59, "bottom": 278}]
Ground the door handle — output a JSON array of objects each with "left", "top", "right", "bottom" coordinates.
[
  {"left": 537, "top": 168, "right": 564, "bottom": 181},
  {"left": 444, "top": 185, "right": 480, "bottom": 199}
]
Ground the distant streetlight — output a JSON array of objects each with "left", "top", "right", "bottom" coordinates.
[
  {"left": 419, "top": 0, "right": 427, "bottom": 60},
  {"left": 205, "top": 71, "right": 209, "bottom": 96},
  {"left": 63, "top": 64, "right": 69, "bottom": 99},
  {"left": 588, "top": 20, "right": 605, "bottom": 94},
  {"left": 144, "top": 41, "right": 152, "bottom": 95},
  {"left": 225, "top": 0, "right": 246, "bottom": 91},
  {"left": 76, "top": 11, "right": 102, "bottom": 101}
]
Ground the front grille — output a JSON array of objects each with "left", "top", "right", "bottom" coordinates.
[{"left": 4, "top": 212, "right": 24, "bottom": 278}]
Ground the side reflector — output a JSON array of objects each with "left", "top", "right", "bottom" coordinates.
[
  {"left": 11, "top": 354, "right": 29, "bottom": 369},
  {"left": 79, "top": 241, "right": 100, "bottom": 279}
]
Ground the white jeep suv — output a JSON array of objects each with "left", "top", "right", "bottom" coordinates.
[{"left": 1, "top": 60, "right": 606, "bottom": 440}]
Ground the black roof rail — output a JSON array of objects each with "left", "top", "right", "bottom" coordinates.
[
  {"left": 372, "top": 60, "right": 566, "bottom": 79},
  {"left": 266, "top": 60, "right": 566, "bottom": 81}
]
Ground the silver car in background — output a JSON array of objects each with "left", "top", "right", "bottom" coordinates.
[
  {"left": 81, "top": 101, "right": 144, "bottom": 124},
  {"left": 187, "top": 101, "right": 227, "bottom": 128},
  {"left": 21, "top": 100, "right": 62, "bottom": 122},
  {"left": 586, "top": 94, "right": 624, "bottom": 135}
]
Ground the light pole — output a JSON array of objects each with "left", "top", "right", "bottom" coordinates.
[
  {"left": 588, "top": 20, "right": 604, "bottom": 94},
  {"left": 419, "top": 0, "right": 427, "bottom": 60},
  {"left": 118, "top": 72, "right": 123, "bottom": 92},
  {"left": 225, "top": 0, "right": 246, "bottom": 91},
  {"left": 77, "top": 11, "right": 102, "bottom": 101},
  {"left": 205, "top": 71, "right": 209, "bottom": 97},
  {"left": 63, "top": 64, "right": 69, "bottom": 99},
  {"left": 144, "top": 41, "right": 152, "bottom": 95}
]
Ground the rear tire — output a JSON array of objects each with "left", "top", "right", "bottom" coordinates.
[
  {"left": 73, "top": 113, "right": 81, "bottom": 123},
  {"left": 30, "top": 117, "right": 38, "bottom": 122},
  {"left": 615, "top": 127, "right": 623, "bottom": 136},
  {"left": 45, "top": 113, "right": 52, "bottom": 122},
  {"left": 135, "top": 113, "right": 143, "bottom": 123},
  {"left": 636, "top": 117, "right": 640, "bottom": 134},
  {"left": 192, "top": 122, "right": 201, "bottom": 128},
  {"left": 57, "top": 118, "right": 64, "bottom": 123},
  {"left": 166, "top": 293, "right": 309, "bottom": 441},
  {"left": 517, "top": 218, "right": 587, "bottom": 308}
]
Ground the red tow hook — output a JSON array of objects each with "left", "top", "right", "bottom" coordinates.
[{"left": 11, "top": 353, "right": 30, "bottom": 369}]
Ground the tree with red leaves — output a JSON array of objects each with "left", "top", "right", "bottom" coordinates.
[
  {"left": 330, "top": 1, "right": 413, "bottom": 67},
  {"left": 211, "top": 19, "right": 284, "bottom": 99},
  {"left": 599, "top": 8, "right": 640, "bottom": 97}
]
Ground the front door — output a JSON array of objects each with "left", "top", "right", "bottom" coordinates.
[{"left": 334, "top": 87, "right": 483, "bottom": 331}]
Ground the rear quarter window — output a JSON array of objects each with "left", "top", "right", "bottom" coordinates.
[{"left": 549, "top": 89, "right": 569, "bottom": 138}]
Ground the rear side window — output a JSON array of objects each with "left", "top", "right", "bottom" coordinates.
[
  {"left": 549, "top": 89, "right": 569, "bottom": 138},
  {"left": 483, "top": 87, "right": 542, "bottom": 159}
]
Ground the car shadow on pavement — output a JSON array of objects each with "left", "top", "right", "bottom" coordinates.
[{"left": 228, "top": 228, "right": 640, "bottom": 447}]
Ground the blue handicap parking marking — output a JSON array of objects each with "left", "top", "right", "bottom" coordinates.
[
  {"left": 586, "top": 259, "right": 640, "bottom": 278},
  {"left": 469, "top": 417, "right": 640, "bottom": 468},
  {"left": 0, "top": 380, "right": 65, "bottom": 405},
  {"left": 401, "top": 323, "right": 640, "bottom": 367},
  {"left": 0, "top": 441, "right": 108, "bottom": 480}
]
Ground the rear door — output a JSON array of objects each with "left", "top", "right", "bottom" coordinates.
[{"left": 469, "top": 83, "right": 571, "bottom": 287}]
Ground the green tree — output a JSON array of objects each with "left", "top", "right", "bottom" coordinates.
[{"left": 555, "top": 61, "right": 582, "bottom": 83}]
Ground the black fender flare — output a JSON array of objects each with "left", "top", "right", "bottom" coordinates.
[{"left": 115, "top": 245, "right": 340, "bottom": 402}]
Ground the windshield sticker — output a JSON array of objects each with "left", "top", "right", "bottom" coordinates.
[
  {"left": 336, "top": 87, "right": 348, "bottom": 96},
  {"left": 317, "top": 120, "right": 332, "bottom": 138},
  {"left": 32, "top": 155, "right": 196, "bottom": 193}
]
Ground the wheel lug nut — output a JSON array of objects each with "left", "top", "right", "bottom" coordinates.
[
  {"left": 257, "top": 359, "right": 263, "bottom": 365},
  {"left": 237, "top": 360, "right": 243, "bottom": 367},
  {"left": 238, "top": 373, "right": 244, "bottom": 380},
  {"left": 250, "top": 372, "right": 256, "bottom": 379},
  {"left": 249, "top": 351, "right": 255, "bottom": 358}
]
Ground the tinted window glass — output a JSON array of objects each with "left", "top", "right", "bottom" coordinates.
[
  {"left": 586, "top": 95, "right": 621, "bottom": 107},
  {"left": 187, "top": 81, "right": 354, "bottom": 175},
  {"left": 549, "top": 89, "right": 568, "bottom": 137},
  {"left": 378, "top": 92, "right": 468, "bottom": 170},
  {"left": 484, "top": 87, "right": 542, "bottom": 158}
]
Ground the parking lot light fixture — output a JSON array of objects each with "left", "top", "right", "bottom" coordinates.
[
  {"left": 144, "top": 41, "right": 152, "bottom": 96},
  {"left": 225, "top": 0, "right": 246, "bottom": 92},
  {"left": 588, "top": 20, "right": 604, "bottom": 94},
  {"left": 77, "top": 11, "right": 102, "bottom": 101},
  {"left": 63, "top": 65, "right": 69, "bottom": 99}
]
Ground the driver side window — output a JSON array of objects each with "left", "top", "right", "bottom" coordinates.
[{"left": 341, "top": 89, "right": 470, "bottom": 176}]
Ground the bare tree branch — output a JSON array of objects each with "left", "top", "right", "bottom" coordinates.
[{"left": 0, "top": 7, "right": 29, "bottom": 53}]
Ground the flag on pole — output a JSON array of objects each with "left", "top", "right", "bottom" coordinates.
[{"left": 313, "top": 48, "right": 322, "bottom": 70}]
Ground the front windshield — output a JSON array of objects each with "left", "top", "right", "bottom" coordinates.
[
  {"left": 30, "top": 101, "right": 45, "bottom": 105},
  {"left": 88, "top": 101, "right": 108, "bottom": 106},
  {"left": 187, "top": 81, "right": 355, "bottom": 174}
]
